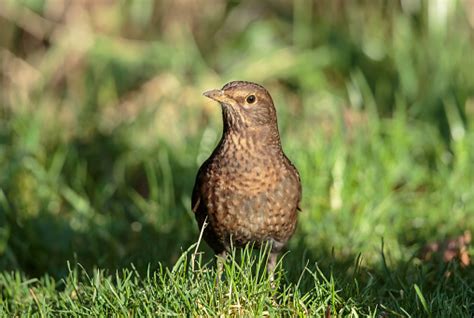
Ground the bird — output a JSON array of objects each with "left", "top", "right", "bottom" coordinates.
[{"left": 191, "top": 80, "right": 301, "bottom": 282}]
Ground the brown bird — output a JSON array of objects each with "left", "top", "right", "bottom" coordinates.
[{"left": 192, "top": 81, "right": 301, "bottom": 281}]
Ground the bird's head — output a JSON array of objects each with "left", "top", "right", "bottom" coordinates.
[{"left": 203, "top": 81, "right": 278, "bottom": 133}]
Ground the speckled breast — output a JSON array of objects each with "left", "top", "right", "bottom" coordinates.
[{"left": 202, "top": 153, "right": 300, "bottom": 250}]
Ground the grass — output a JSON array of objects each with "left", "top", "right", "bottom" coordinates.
[
  {"left": 1, "top": 244, "right": 472, "bottom": 316},
  {"left": 1, "top": 0, "right": 474, "bottom": 316}
]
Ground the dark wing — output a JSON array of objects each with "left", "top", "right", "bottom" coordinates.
[
  {"left": 192, "top": 139, "right": 223, "bottom": 213},
  {"left": 284, "top": 155, "right": 302, "bottom": 211},
  {"left": 191, "top": 161, "right": 208, "bottom": 213},
  {"left": 294, "top": 168, "right": 302, "bottom": 212}
]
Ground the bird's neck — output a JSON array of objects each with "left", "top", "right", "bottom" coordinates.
[{"left": 221, "top": 125, "right": 283, "bottom": 153}]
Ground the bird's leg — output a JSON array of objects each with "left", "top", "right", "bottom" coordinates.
[
  {"left": 216, "top": 250, "right": 227, "bottom": 284},
  {"left": 267, "top": 251, "right": 279, "bottom": 287}
]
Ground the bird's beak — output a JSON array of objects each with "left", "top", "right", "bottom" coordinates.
[{"left": 203, "top": 89, "right": 233, "bottom": 104}]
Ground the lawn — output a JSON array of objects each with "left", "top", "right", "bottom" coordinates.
[{"left": 0, "top": 1, "right": 473, "bottom": 316}]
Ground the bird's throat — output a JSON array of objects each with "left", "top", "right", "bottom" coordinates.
[{"left": 220, "top": 126, "right": 282, "bottom": 157}]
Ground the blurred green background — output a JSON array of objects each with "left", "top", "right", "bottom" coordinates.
[{"left": 0, "top": 0, "right": 473, "bottom": 282}]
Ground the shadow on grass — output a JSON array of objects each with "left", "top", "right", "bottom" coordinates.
[{"left": 1, "top": 133, "right": 200, "bottom": 278}]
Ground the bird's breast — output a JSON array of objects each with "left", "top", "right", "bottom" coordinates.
[
  {"left": 209, "top": 137, "right": 285, "bottom": 195},
  {"left": 199, "top": 134, "right": 300, "bottom": 246}
]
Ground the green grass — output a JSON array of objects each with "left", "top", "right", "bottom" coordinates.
[
  {"left": 1, "top": 243, "right": 472, "bottom": 316},
  {"left": 1, "top": 0, "right": 474, "bottom": 316}
]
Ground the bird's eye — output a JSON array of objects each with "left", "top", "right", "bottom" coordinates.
[{"left": 246, "top": 95, "right": 256, "bottom": 104}]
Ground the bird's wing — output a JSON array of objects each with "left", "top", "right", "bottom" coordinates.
[
  {"left": 191, "top": 178, "right": 201, "bottom": 213},
  {"left": 191, "top": 162, "right": 207, "bottom": 213},
  {"left": 295, "top": 168, "right": 302, "bottom": 211},
  {"left": 285, "top": 155, "right": 302, "bottom": 211}
]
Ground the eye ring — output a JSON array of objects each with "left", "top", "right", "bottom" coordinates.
[{"left": 246, "top": 95, "right": 256, "bottom": 104}]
